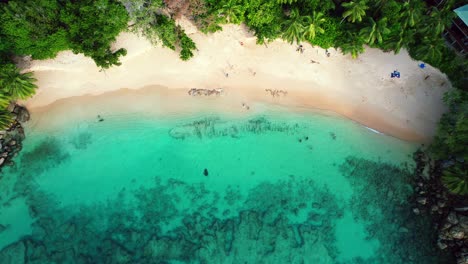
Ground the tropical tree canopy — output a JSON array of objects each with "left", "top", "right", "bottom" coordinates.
[
  {"left": 218, "top": 0, "right": 245, "bottom": 24},
  {"left": 0, "top": 110, "right": 13, "bottom": 131},
  {"left": 281, "top": 8, "right": 307, "bottom": 44},
  {"left": 0, "top": 64, "right": 38, "bottom": 100},
  {"left": 303, "top": 11, "right": 326, "bottom": 40},
  {"left": 360, "top": 17, "right": 390, "bottom": 45},
  {"left": 342, "top": 0, "right": 368, "bottom": 23}
]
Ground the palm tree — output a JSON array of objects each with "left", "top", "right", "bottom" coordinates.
[
  {"left": 382, "top": 28, "right": 413, "bottom": 54},
  {"left": 0, "top": 65, "right": 38, "bottom": 100},
  {"left": 372, "top": 0, "right": 388, "bottom": 17},
  {"left": 341, "top": 0, "right": 368, "bottom": 23},
  {"left": 281, "top": 8, "right": 307, "bottom": 44},
  {"left": 425, "top": 6, "right": 456, "bottom": 36},
  {"left": 218, "top": 0, "right": 244, "bottom": 24},
  {"left": 0, "top": 110, "right": 13, "bottom": 131},
  {"left": 339, "top": 32, "right": 365, "bottom": 58},
  {"left": 303, "top": 11, "right": 326, "bottom": 41},
  {"left": 359, "top": 17, "right": 390, "bottom": 45},
  {"left": 400, "top": 0, "right": 424, "bottom": 28},
  {"left": 277, "top": 0, "right": 298, "bottom": 4},
  {"left": 411, "top": 36, "right": 445, "bottom": 64},
  {"left": 442, "top": 164, "right": 468, "bottom": 195},
  {"left": 0, "top": 94, "right": 11, "bottom": 109}
]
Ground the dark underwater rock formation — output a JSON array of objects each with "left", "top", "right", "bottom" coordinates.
[{"left": 0, "top": 104, "right": 29, "bottom": 172}]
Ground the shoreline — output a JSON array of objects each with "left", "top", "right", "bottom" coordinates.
[
  {"left": 27, "top": 85, "right": 423, "bottom": 142},
  {"left": 22, "top": 23, "right": 452, "bottom": 142}
]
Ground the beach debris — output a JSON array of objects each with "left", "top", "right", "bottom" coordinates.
[
  {"left": 424, "top": 75, "right": 430, "bottom": 80},
  {"left": 188, "top": 88, "right": 223, "bottom": 96},
  {"left": 265, "top": 89, "right": 288, "bottom": 97},
  {"left": 310, "top": 59, "right": 320, "bottom": 64},
  {"left": 203, "top": 168, "right": 209, "bottom": 176}
]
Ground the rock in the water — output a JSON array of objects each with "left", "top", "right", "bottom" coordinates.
[
  {"left": 412, "top": 208, "right": 420, "bottom": 215},
  {"left": 459, "top": 215, "right": 468, "bottom": 229},
  {"left": 437, "top": 240, "right": 448, "bottom": 250},
  {"left": 447, "top": 212, "right": 459, "bottom": 225},
  {"left": 13, "top": 105, "right": 30, "bottom": 123},
  {"left": 0, "top": 158, "right": 4, "bottom": 166},
  {"left": 449, "top": 226, "right": 465, "bottom": 240},
  {"left": 416, "top": 197, "right": 427, "bottom": 205},
  {"left": 203, "top": 168, "right": 209, "bottom": 176}
]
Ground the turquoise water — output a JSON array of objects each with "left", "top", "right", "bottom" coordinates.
[{"left": 0, "top": 109, "right": 444, "bottom": 263}]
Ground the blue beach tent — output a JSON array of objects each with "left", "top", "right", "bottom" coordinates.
[
  {"left": 391, "top": 70, "right": 400, "bottom": 78},
  {"left": 419, "top": 63, "right": 425, "bottom": 69}
]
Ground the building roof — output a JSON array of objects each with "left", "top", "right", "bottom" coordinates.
[{"left": 454, "top": 4, "right": 468, "bottom": 26}]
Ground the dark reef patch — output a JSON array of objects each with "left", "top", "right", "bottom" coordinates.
[
  {"left": 69, "top": 132, "right": 93, "bottom": 150},
  {"left": 340, "top": 157, "right": 452, "bottom": 263},
  {"left": 169, "top": 116, "right": 304, "bottom": 140},
  {"left": 1, "top": 176, "right": 345, "bottom": 263}
]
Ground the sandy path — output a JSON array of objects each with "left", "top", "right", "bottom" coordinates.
[{"left": 21, "top": 22, "right": 451, "bottom": 142}]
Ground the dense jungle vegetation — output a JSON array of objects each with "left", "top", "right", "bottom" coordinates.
[{"left": 0, "top": 0, "right": 466, "bottom": 194}]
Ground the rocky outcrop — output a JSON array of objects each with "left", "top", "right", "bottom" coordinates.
[
  {"left": 0, "top": 104, "right": 30, "bottom": 171},
  {"left": 412, "top": 149, "right": 468, "bottom": 264}
]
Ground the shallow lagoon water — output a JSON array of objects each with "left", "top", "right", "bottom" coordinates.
[{"left": 0, "top": 108, "right": 445, "bottom": 263}]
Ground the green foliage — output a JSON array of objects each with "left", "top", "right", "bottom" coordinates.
[
  {"left": 0, "top": 109, "right": 13, "bottom": 131},
  {"left": 303, "top": 11, "right": 326, "bottom": 41},
  {"left": 338, "top": 32, "right": 365, "bottom": 58},
  {"left": 179, "top": 29, "right": 197, "bottom": 61},
  {"left": 149, "top": 15, "right": 179, "bottom": 50},
  {"left": 408, "top": 36, "right": 445, "bottom": 65},
  {"left": 342, "top": 0, "right": 368, "bottom": 23},
  {"left": 360, "top": 17, "right": 390, "bottom": 45},
  {"left": 0, "top": 0, "right": 69, "bottom": 59},
  {"left": 218, "top": 0, "right": 245, "bottom": 24},
  {"left": 244, "top": 0, "right": 283, "bottom": 43},
  {"left": 0, "top": 64, "right": 37, "bottom": 100},
  {"left": 308, "top": 18, "right": 341, "bottom": 49},
  {"left": 442, "top": 165, "right": 468, "bottom": 195},
  {"left": 281, "top": 8, "right": 306, "bottom": 44},
  {"left": 0, "top": 94, "right": 11, "bottom": 109},
  {"left": 400, "top": 0, "right": 424, "bottom": 28},
  {"left": 277, "top": 0, "right": 298, "bottom": 4},
  {"left": 60, "top": 0, "right": 129, "bottom": 69},
  {"left": 0, "top": 0, "right": 129, "bottom": 68},
  {"left": 431, "top": 91, "right": 468, "bottom": 196}
]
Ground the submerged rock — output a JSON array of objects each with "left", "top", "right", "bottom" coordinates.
[
  {"left": 449, "top": 226, "right": 465, "bottom": 240},
  {"left": 0, "top": 104, "right": 30, "bottom": 171},
  {"left": 0, "top": 241, "right": 25, "bottom": 264},
  {"left": 13, "top": 105, "right": 30, "bottom": 123}
]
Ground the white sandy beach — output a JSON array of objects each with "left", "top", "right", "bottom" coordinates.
[{"left": 22, "top": 21, "right": 451, "bottom": 142}]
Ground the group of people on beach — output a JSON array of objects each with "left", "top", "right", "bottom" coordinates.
[{"left": 265, "top": 89, "right": 288, "bottom": 97}]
